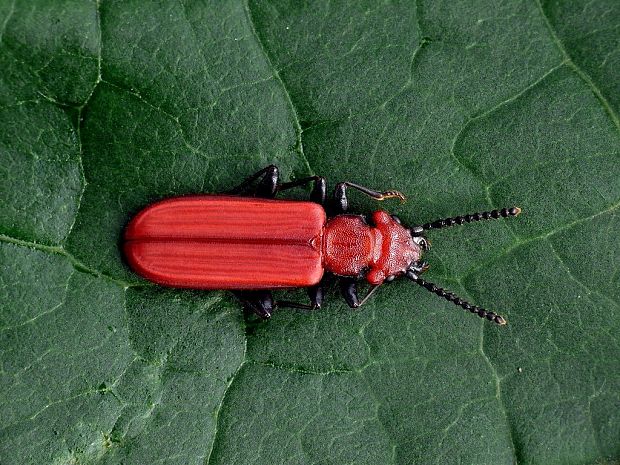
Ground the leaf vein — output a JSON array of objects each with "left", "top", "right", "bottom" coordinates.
[
  {"left": 204, "top": 354, "right": 247, "bottom": 464},
  {"left": 99, "top": 79, "right": 209, "bottom": 161},
  {"left": 0, "top": 0, "right": 15, "bottom": 45},
  {"left": 0, "top": 269, "right": 73, "bottom": 334},
  {"left": 450, "top": 61, "right": 567, "bottom": 186},
  {"left": 547, "top": 237, "right": 619, "bottom": 309},
  {"left": 478, "top": 323, "right": 520, "bottom": 464},
  {"left": 533, "top": 0, "right": 620, "bottom": 131},
  {"left": 0, "top": 233, "right": 135, "bottom": 288},
  {"left": 459, "top": 201, "right": 620, "bottom": 284},
  {"left": 244, "top": 0, "right": 311, "bottom": 174}
]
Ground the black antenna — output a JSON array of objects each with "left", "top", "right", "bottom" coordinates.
[
  {"left": 406, "top": 272, "right": 506, "bottom": 325},
  {"left": 411, "top": 206, "right": 520, "bottom": 233}
]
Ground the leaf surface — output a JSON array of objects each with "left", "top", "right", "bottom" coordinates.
[{"left": 1, "top": 1, "right": 619, "bottom": 464}]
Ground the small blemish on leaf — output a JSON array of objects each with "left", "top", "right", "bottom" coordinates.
[{"left": 102, "top": 433, "right": 113, "bottom": 449}]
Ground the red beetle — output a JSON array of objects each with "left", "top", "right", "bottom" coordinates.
[{"left": 124, "top": 165, "right": 520, "bottom": 323}]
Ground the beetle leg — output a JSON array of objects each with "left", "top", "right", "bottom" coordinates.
[
  {"left": 333, "top": 182, "right": 349, "bottom": 213},
  {"left": 276, "top": 284, "right": 325, "bottom": 311},
  {"left": 334, "top": 181, "right": 406, "bottom": 212},
  {"left": 278, "top": 176, "right": 327, "bottom": 205},
  {"left": 339, "top": 278, "right": 361, "bottom": 308},
  {"left": 358, "top": 284, "right": 381, "bottom": 307},
  {"left": 257, "top": 166, "right": 280, "bottom": 198},
  {"left": 308, "top": 283, "right": 325, "bottom": 308},
  {"left": 227, "top": 165, "right": 279, "bottom": 198},
  {"left": 236, "top": 290, "right": 275, "bottom": 319}
]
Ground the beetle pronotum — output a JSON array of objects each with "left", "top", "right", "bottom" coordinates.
[{"left": 124, "top": 165, "right": 520, "bottom": 324}]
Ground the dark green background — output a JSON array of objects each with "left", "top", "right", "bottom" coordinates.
[{"left": 1, "top": 0, "right": 619, "bottom": 464}]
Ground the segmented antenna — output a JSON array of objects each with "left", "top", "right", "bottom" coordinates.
[
  {"left": 406, "top": 272, "right": 506, "bottom": 325},
  {"left": 412, "top": 206, "right": 520, "bottom": 232}
]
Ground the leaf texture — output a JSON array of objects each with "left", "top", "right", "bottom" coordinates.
[{"left": 0, "top": 1, "right": 618, "bottom": 464}]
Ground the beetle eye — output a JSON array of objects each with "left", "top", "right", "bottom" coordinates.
[
  {"left": 391, "top": 215, "right": 401, "bottom": 224},
  {"left": 413, "top": 236, "right": 431, "bottom": 251},
  {"left": 385, "top": 275, "right": 396, "bottom": 282}
]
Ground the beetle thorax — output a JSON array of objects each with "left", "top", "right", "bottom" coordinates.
[{"left": 322, "top": 211, "right": 422, "bottom": 284}]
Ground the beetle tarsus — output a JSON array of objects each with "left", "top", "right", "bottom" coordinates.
[
  {"left": 277, "top": 301, "right": 314, "bottom": 310},
  {"left": 277, "top": 284, "right": 325, "bottom": 311},
  {"left": 377, "top": 190, "right": 406, "bottom": 202},
  {"left": 334, "top": 182, "right": 406, "bottom": 213},
  {"left": 358, "top": 285, "right": 381, "bottom": 307},
  {"left": 269, "top": 283, "right": 326, "bottom": 312}
]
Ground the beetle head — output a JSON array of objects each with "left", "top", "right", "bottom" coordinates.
[
  {"left": 366, "top": 212, "right": 425, "bottom": 285},
  {"left": 405, "top": 259, "right": 430, "bottom": 280},
  {"left": 383, "top": 216, "right": 430, "bottom": 266},
  {"left": 411, "top": 229, "right": 431, "bottom": 251}
]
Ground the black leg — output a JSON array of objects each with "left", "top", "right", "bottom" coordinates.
[
  {"left": 333, "top": 181, "right": 405, "bottom": 213},
  {"left": 339, "top": 278, "right": 382, "bottom": 309},
  {"left": 340, "top": 278, "right": 360, "bottom": 308},
  {"left": 308, "top": 283, "right": 325, "bottom": 308},
  {"left": 236, "top": 290, "right": 276, "bottom": 319},
  {"left": 277, "top": 279, "right": 326, "bottom": 310},
  {"left": 229, "top": 166, "right": 328, "bottom": 204},
  {"left": 278, "top": 175, "right": 327, "bottom": 205},
  {"left": 333, "top": 182, "right": 349, "bottom": 213},
  {"left": 227, "top": 165, "right": 279, "bottom": 198}
]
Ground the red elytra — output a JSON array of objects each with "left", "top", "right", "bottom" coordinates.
[{"left": 124, "top": 195, "right": 421, "bottom": 289}]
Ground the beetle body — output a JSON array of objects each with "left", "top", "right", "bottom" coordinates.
[
  {"left": 124, "top": 196, "right": 422, "bottom": 288},
  {"left": 124, "top": 165, "right": 520, "bottom": 324}
]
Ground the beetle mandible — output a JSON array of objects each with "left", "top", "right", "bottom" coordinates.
[{"left": 124, "top": 165, "right": 520, "bottom": 324}]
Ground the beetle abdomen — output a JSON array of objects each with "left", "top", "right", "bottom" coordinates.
[{"left": 124, "top": 196, "right": 326, "bottom": 289}]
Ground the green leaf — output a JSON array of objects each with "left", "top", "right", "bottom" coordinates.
[{"left": 1, "top": 0, "right": 618, "bottom": 464}]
